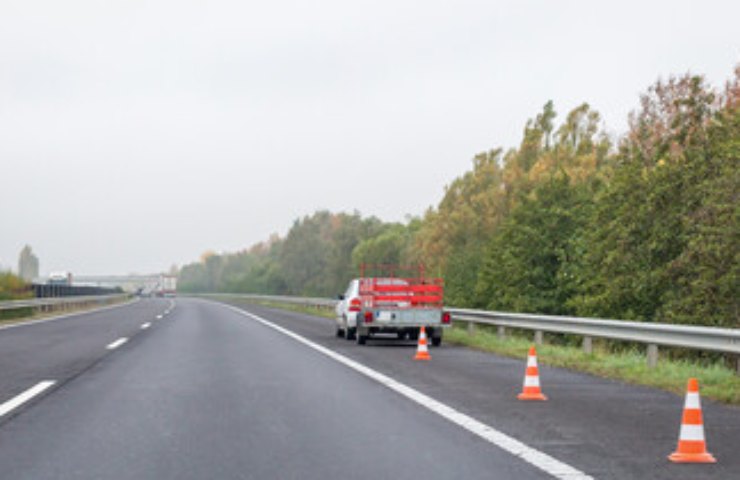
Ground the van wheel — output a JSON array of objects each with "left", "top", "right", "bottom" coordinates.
[
  {"left": 346, "top": 327, "right": 356, "bottom": 340},
  {"left": 336, "top": 327, "right": 345, "bottom": 338},
  {"left": 356, "top": 331, "right": 368, "bottom": 345},
  {"left": 431, "top": 336, "right": 442, "bottom": 347}
]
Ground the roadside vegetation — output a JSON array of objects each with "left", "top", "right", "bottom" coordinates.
[
  {"left": 445, "top": 325, "right": 740, "bottom": 405},
  {"left": 0, "top": 272, "right": 33, "bottom": 321},
  {"left": 180, "top": 66, "right": 738, "bottom": 331},
  {"left": 180, "top": 66, "right": 738, "bottom": 380},
  {"left": 0, "top": 272, "right": 32, "bottom": 301}
]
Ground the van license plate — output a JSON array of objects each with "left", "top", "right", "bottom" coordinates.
[{"left": 376, "top": 311, "right": 393, "bottom": 322}]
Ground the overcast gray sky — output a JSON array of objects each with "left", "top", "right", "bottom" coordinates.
[{"left": 1, "top": 0, "right": 738, "bottom": 276}]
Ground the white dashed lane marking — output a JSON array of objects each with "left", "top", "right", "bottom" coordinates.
[
  {"left": 0, "top": 381, "right": 56, "bottom": 418},
  {"left": 106, "top": 338, "right": 128, "bottom": 350}
]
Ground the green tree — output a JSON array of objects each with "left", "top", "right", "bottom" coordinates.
[
  {"left": 571, "top": 74, "right": 723, "bottom": 323},
  {"left": 352, "top": 224, "right": 407, "bottom": 268},
  {"left": 476, "top": 173, "right": 589, "bottom": 314},
  {"left": 277, "top": 211, "right": 388, "bottom": 296},
  {"left": 415, "top": 148, "right": 506, "bottom": 296},
  {"left": 659, "top": 70, "right": 740, "bottom": 327}
]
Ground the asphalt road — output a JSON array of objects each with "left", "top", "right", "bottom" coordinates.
[
  {"left": 0, "top": 297, "right": 173, "bottom": 403},
  {"left": 0, "top": 297, "right": 737, "bottom": 480}
]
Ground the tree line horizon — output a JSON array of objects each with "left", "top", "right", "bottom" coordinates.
[{"left": 179, "top": 66, "right": 739, "bottom": 329}]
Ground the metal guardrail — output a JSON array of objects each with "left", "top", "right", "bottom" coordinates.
[
  {"left": 0, "top": 294, "right": 130, "bottom": 313},
  {"left": 448, "top": 308, "right": 740, "bottom": 363},
  {"left": 200, "top": 293, "right": 740, "bottom": 369}
]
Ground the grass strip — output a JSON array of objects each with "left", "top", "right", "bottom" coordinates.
[{"left": 446, "top": 324, "right": 740, "bottom": 405}]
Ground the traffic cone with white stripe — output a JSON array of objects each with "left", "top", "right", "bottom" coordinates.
[
  {"left": 668, "top": 378, "right": 716, "bottom": 463},
  {"left": 414, "top": 326, "right": 431, "bottom": 361},
  {"left": 517, "top": 346, "right": 547, "bottom": 401}
]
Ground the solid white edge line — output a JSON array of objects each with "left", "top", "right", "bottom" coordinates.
[
  {"left": 0, "top": 381, "right": 56, "bottom": 418},
  {"left": 106, "top": 337, "right": 128, "bottom": 350},
  {"left": 219, "top": 302, "right": 594, "bottom": 480},
  {"left": 156, "top": 314, "right": 163, "bottom": 319},
  {"left": 141, "top": 322, "right": 151, "bottom": 329},
  {"left": 0, "top": 298, "right": 141, "bottom": 332}
]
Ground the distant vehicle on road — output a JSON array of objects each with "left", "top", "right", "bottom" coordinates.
[
  {"left": 156, "top": 275, "right": 177, "bottom": 297},
  {"left": 335, "top": 265, "right": 449, "bottom": 345},
  {"left": 48, "top": 271, "right": 73, "bottom": 286}
]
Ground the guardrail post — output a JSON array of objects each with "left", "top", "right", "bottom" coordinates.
[
  {"left": 467, "top": 321, "right": 475, "bottom": 335},
  {"left": 497, "top": 326, "right": 506, "bottom": 340},
  {"left": 583, "top": 336, "right": 593, "bottom": 354},
  {"left": 534, "top": 330, "right": 543, "bottom": 345},
  {"left": 647, "top": 344, "right": 659, "bottom": 368}
]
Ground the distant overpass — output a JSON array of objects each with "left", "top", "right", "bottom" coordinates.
[{"left": 70, "top": 275, "right": 164, "bottom": 293}]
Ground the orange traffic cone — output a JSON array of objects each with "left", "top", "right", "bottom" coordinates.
[
  {"left": 517, "top": 346, "right": 547, "bottom": 401},
  {"left": 414, "top": 326, "right": 431, "bottom": 361},
  {"left": 668, "top": 378, "right": 716, "bottom": 463}
]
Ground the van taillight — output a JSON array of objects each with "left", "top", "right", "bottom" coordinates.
[
  {"left": 364, "top": 311, "right": 374, "bottom": 323},
  {"left": 442, "top": 312, "right": 451, "bottom": 324},
  {"left": 349, "top": 299, "right": 361, "bottom": 312}
]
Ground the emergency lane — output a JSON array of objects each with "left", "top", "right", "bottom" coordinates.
[{"left": 214, "top": 298, "right": 740, "bottom": 480}]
